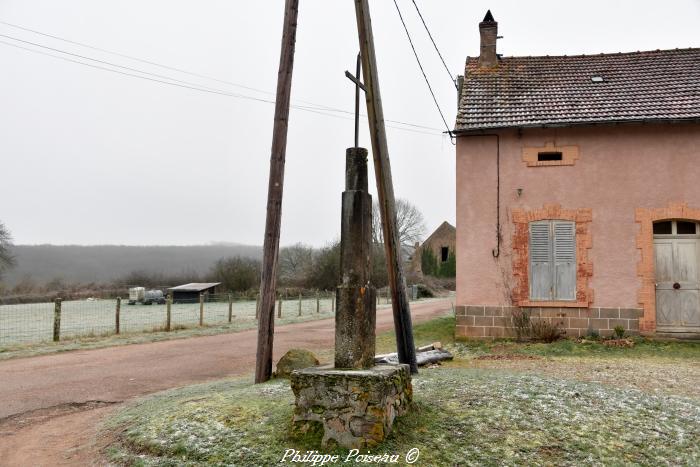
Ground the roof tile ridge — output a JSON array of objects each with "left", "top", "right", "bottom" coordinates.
[{"left": 497, "top": 47, "right": 700, "bottom": 60}]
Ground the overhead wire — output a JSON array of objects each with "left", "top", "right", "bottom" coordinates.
[
  {"left": 0, "top": 19, "right": 280, "bottom": 97},
  {"left": 409, "top": 0, "right": 458, "bottom": 90},
  {"left": 0, "top": 38, "right": 442, "bottom": 137},
  {"left": 0, "top": 20, "right": 443, "bottom": 134},
  {"left": 392, "top": 0, "right": 455, "bottom": 143}
]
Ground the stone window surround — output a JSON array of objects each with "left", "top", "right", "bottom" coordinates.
[
  {"left": 512, "top": 204, "right": 593, "bottom": 308},
  {"left": 635, "top": 202, "right": 700, "bottom": 333},
  {"left": 522, "top": 141, "right": 579, "bottom": 167}
]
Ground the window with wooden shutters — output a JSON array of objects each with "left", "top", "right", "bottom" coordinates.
[{"left": 529, "top": 220, "right": 576, "bottom": 300}]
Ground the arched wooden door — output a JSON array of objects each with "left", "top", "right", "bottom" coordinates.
[{"left": 654, "top": 220, "right": 700, "bottom": 331}]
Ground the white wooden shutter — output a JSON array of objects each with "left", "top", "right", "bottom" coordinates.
[
  {"left": 529, "top": 222, "right": 553, "bottom": 300},
  {"left": 553, "top": 221, "right": 576, "bottom": 300}
]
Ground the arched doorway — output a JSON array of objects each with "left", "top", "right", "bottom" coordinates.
[{"left": 653, "top": 220, "right": 700, "bottom": 331}]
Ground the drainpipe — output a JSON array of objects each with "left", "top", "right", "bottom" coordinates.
[{"left": 458, "top": 133, "right": 501, "bottom": 257}]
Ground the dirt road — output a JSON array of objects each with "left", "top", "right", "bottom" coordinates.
[{"left": 0, "top": 298, "right": 452, "bottom": 466}]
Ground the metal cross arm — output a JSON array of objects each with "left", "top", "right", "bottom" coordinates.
[
  {"left": 344, "top": 70, "right": 367, "bottom": 93},
  {"left": 345, "top": 53, "right": 364, "bottom": 148}
]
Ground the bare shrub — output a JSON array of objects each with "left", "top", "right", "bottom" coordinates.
[
  {"left": 511, "top": 308, "right": 532, "bottom": 342},
  {"left": 531, "top": 319, "right": 564, "bottom": 343}
]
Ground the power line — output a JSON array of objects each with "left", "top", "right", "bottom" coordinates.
[
  {"left": 0, "top": 19, "right": 277, "bottom": 97},
  {"left": 0, "top": 21, "right": 443, "bottom": 134},
  {"left": 0, "top": 39, "right": 442, "bottom": 137},
  {"left": 0, "top": 33, "right": 245, "bottom": 96},
  {"left": 392, "top": 0, "right": 454, "bottom": 140},
  {"left": 410, "top": 0, "right": 457, "bottom": 89}
]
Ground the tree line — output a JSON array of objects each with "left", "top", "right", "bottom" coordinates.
[{"left": 0, "top": 199, "right": 446, "bottom": 300}]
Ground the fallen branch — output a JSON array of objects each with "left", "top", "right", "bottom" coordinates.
[{"left": 375, "top": 348, "right": 453, "bottom": 366}]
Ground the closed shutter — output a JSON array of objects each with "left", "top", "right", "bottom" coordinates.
[
  {"left": 553, "top": 221, "right": 576, "bottom": 300},
  {"left": 529, "top": 220, "right": 576, "bottom": 301},
  {"left": 529, "top": 221, "right": 553, "bottom": 300}
]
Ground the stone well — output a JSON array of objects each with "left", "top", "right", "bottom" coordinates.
[{"left": 290, "top": 364, "right": 412, "bottom": 448}]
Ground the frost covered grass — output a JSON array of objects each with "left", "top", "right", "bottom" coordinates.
[
  {"left": 455, "top": 335, "right": 700, "bottom": 359},
  {"left": 380, "top": 314, "right": 700, "bottom": 360},
  {"left": 0, "top": 299, "right": 449, "bottom": 361},
  {"left": 104, "top": 315, "right": 700, "bottom": 465},
  {"left": 106, "top": 368, "right": 700, "bottom": 466},
  {"left": 0, "top": 310, "right": 335, "bottom": 361}
]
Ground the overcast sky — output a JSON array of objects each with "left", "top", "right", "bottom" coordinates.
[{"left": 1, "top": 0, "right": 698, "bottom": 247}]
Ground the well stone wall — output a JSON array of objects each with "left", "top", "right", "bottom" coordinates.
[{"left": 290, "top": 365, "right": 412, "bottom": 449}]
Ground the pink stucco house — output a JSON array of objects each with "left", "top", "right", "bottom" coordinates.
[{"left": 455, "top": 11, "right": 700, "bottom": 339}]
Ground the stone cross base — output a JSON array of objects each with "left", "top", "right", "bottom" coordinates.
[{"left": 290, "top": 364, "right": 412, "bottom": 449}]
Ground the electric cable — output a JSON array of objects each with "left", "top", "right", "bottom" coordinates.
[
  {"left": 410, "top": 0, "right": 457, "bottom": 89},
  {"left": 0, "top": 38, "right": 442, "bottom": 137},
  {"left": 392, "top": 0, "right": 454, "bottom": 142},
  {"left": 0, "top": 20, "right": 443, "bottom": 133}
]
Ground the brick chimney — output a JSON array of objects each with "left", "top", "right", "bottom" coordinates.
[{"left": 478, "top": 10, "right": 498, "bottom": 68}]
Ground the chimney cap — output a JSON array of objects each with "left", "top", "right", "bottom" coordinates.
[{"left": 482, "top": 10, "right": 496, "bottom": 23}]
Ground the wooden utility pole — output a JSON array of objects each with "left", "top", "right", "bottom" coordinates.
[
  {"left": 255, "top": 0, "right": 299, "bottom": 384},
  {"left": 353, "top": 0, "right": 418, "bottom": 373}
]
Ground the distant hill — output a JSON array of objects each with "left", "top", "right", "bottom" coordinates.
[{"left": 2, "top": 244, "right": 262, "bottom": 286}]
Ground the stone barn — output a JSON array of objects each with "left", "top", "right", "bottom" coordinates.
[
  {"left": 411, "top": 221, "right": 456, "bottom": 277},
  {"left": 454, "top": 11, "right": 700, "bottom": 339}
]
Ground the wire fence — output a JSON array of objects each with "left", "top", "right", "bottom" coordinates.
[{"left": 0, "top": 286, "right": 419, "bottom": 347}]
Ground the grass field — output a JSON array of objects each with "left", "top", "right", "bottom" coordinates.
[
  {"left": 0, "top": 295, "right": 335, "bottom": 346},
  {"left": 106, "top": 314, "right": 700, "bottom": 466}
]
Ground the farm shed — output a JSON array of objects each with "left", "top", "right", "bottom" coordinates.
[
  {"left": 168, "top": 282, "right": 221, "bottom": 303},
  {"left": 455, "top": 12, "right": 700, "bottom": 339}
]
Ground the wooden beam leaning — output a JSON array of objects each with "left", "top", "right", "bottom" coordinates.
[
  {"left": 353, "top": 0, "right": 418, "bottom": 373},
  {"left": 255, "top": 0, "right": 300, "bottom": 384}
]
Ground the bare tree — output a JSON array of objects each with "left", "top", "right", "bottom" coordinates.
[
  {"left": 278, "top": 243, "right": 314, "bottom": 286},
  {"left": 0, "top": 221, "right": 15, "bottom": 281},
  {"left": 372, "top": 198, "right": 427, "bottom": 251}
]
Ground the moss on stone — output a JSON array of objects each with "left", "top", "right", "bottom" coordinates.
[{"left": 275, "top": 348, "right": 320, "bottom": 378}]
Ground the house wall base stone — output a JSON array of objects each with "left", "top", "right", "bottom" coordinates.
[{"left": 455, "top": 305, "right": 643, "bottom": 340}]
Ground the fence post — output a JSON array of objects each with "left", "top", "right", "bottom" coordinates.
[
  {"left": 228, "top": 293, "right": 233, "bottom": 323},
  {"left": 255, "top": 294, "right": 260, "bottom": 320},
  {"left": 316, "top": 291, "right": 320, "bottom": 314},
  {"left": 199, "top": 293, "right": 204, "bottom": 326},
  {"left": 115, "top": 297, "right": 121, "bottom": 335},
  {"left": 298, "top": 292, "right": 302, "bottom": 316},
  {"left": 277, "top": 296, "right": 282, "bottom": 318},
  {"left": 166, "top": 295, "right": 172, "bottom": 331},
  {"left": 53, "top": 298, "right": 62, "bottom": 342},
  {"left": 331, "top": 292, "right": 335, "bottom": 313}
]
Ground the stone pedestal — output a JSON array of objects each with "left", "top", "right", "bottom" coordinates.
[
  {"left": 290, "top": 147, "right": 411, "bottom": 449},
  {"left": 335, "top": 285, "right": 376, "bottom": 368},
  {"left": 291, "top": 364, "right": 412, "bottom": 448},
  {"left": 335, "top": 147, "right": 377, "bottom": 369}
]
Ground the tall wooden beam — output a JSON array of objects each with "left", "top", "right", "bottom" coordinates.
[
  {"left": 255, "top": 0, "right": 299, "bottom": 384},
  {"left": 353, "top": 0, "right": 418, "bottom": 373}
]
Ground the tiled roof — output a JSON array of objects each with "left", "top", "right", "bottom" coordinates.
[{"left": 455, "top": 48, "right": 700, "bottom": 132}]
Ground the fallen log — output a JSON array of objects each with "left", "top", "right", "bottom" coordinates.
[
  {"left": 375, "top": 348, "right": 453, "bottom": 366},
  {"left": 416, "top": 341, "right": 443, "bottom": 352}
]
